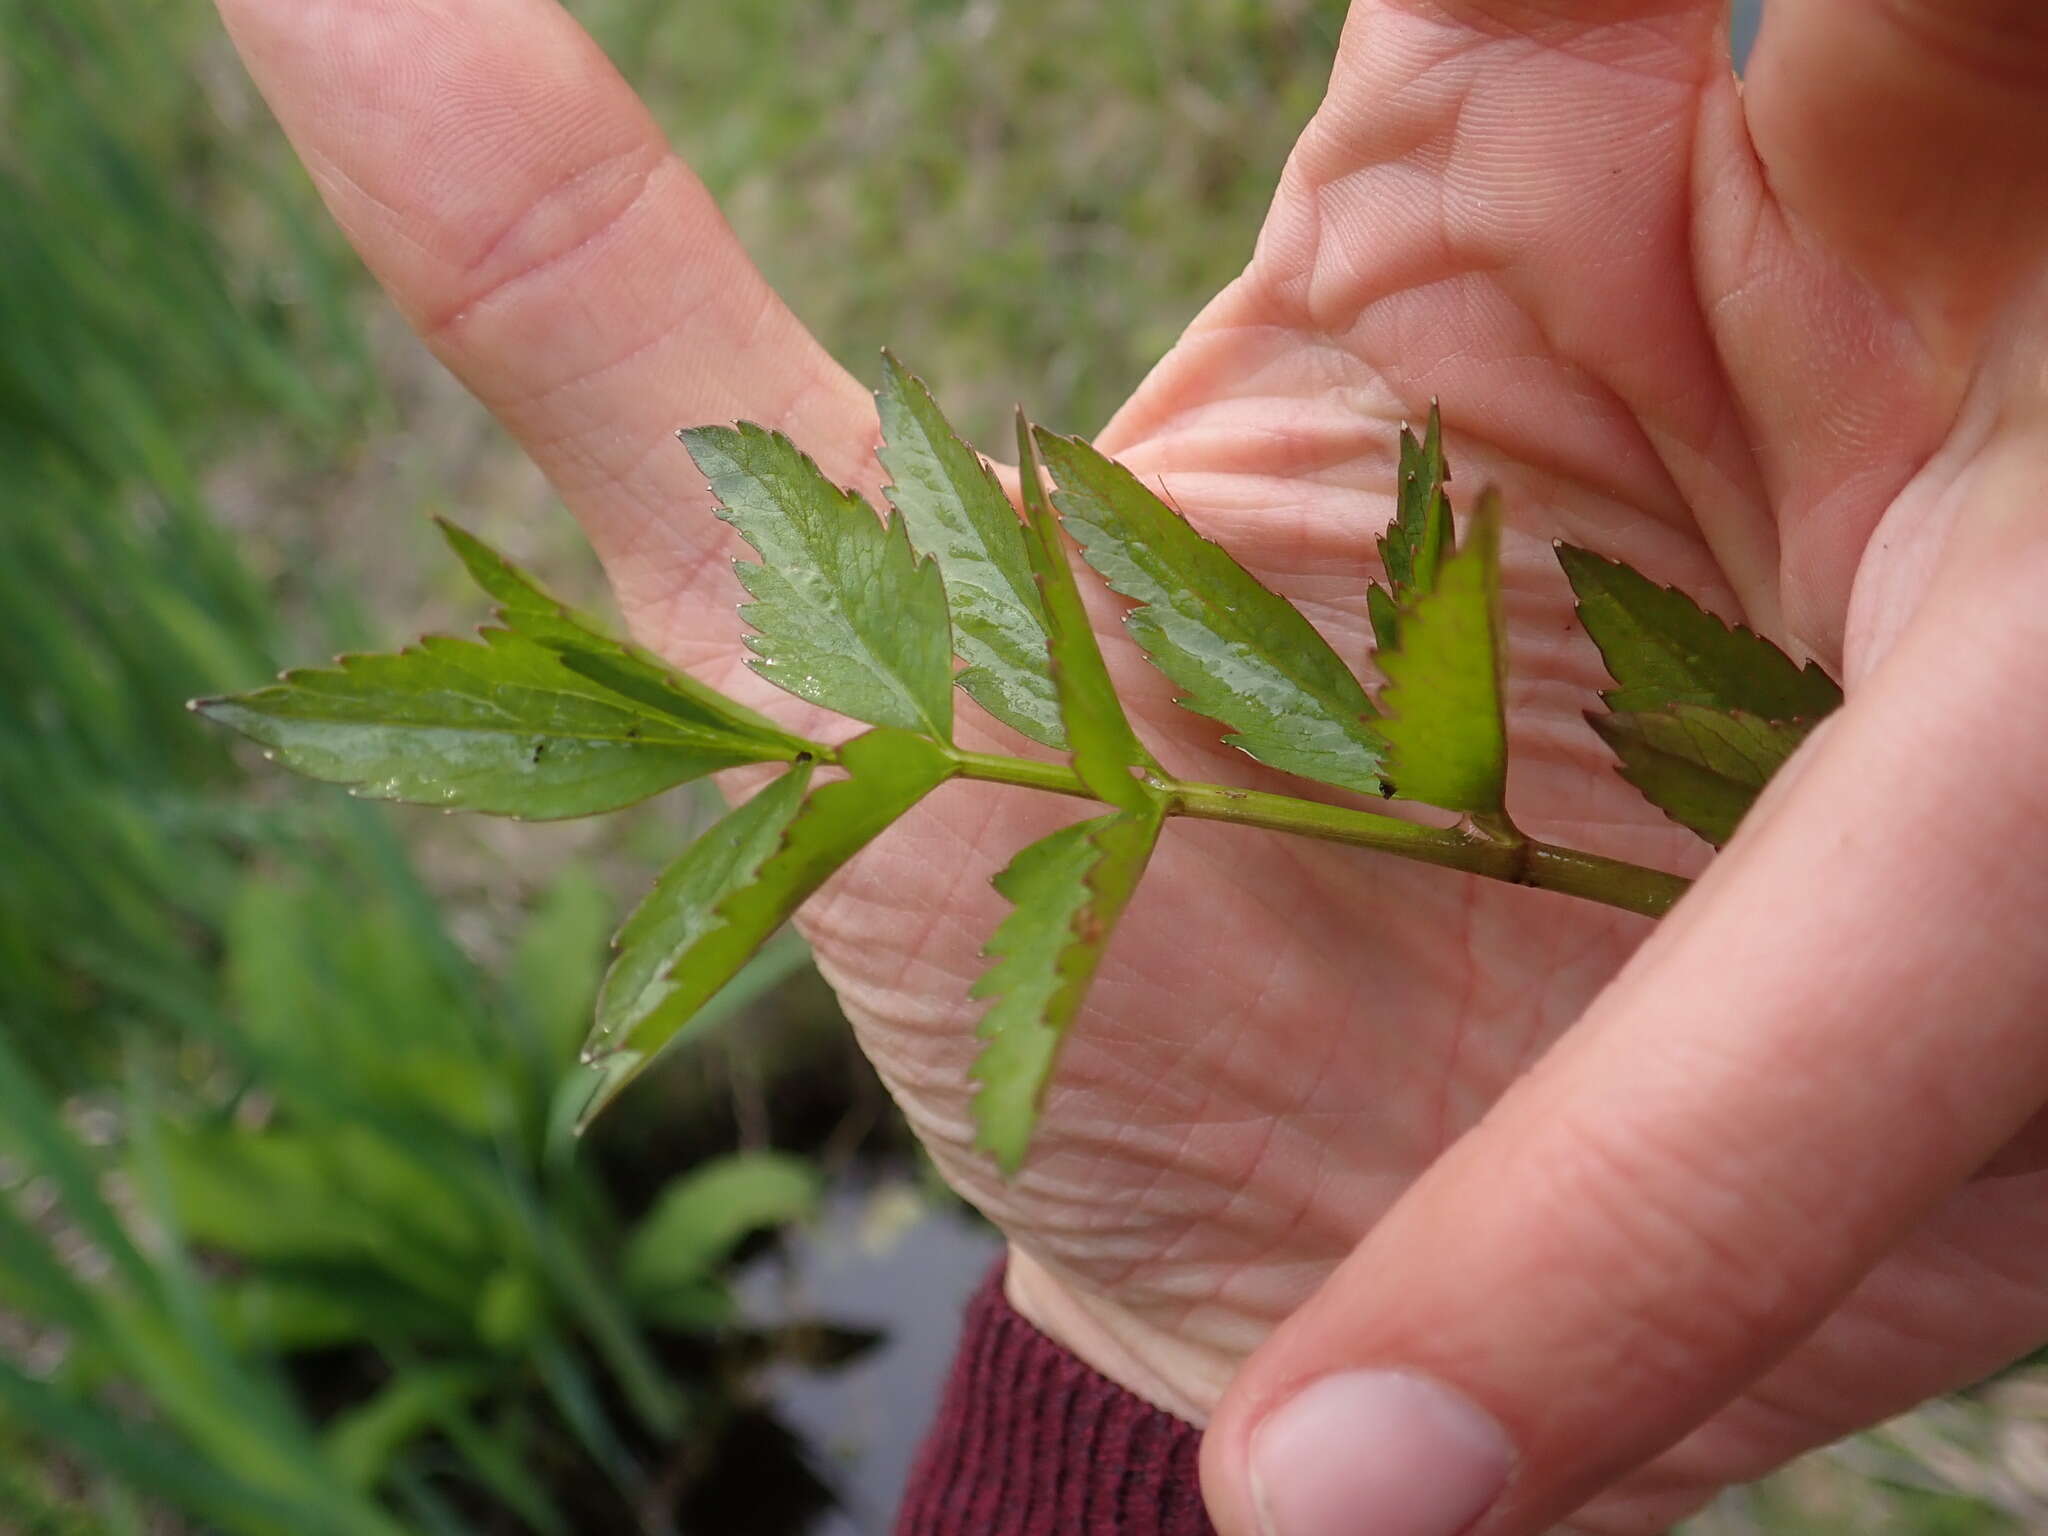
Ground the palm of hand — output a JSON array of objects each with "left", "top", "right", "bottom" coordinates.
[
  {"left": 769, "top": 12, "right": 2048, "bottom": 1520},
  {"left": 223, "top": 0, "right": 2048, "bottom": 1526}
]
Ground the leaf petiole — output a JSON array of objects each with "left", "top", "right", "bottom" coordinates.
[{"left": 946, "top": 747, "right": 1687, "bottom": 918}]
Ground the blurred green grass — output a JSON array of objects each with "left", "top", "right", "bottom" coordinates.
[{"left": 0, "top": 0, "right": 2042, "bottom": 1530}]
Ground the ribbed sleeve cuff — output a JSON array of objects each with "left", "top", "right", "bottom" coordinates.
[{"left": 895, "top": 1261, "right": 1215, "bottom": 1535}]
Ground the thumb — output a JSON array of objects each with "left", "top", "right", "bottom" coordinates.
[{"left": 1200, "top": 476, "right": 2048, "bottom": 1536}]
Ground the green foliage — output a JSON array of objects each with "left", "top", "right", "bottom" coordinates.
[
  {"left": 1370, "top": 405, "right": 1456, "bottom": 652},
  {"left": 208, "top": 360, "right": 1845, "bottom": 1173},
  {"left": 196, "top": 628, "right": 798, "bottom": 819},
  {"left": 970, "top": 811, "right": 1164, "bottom": 1172},
  {"left": 1015, "top": 417, "right": 1162, "bottom": 805},
  {"left": 0, "top": 64, "right": 850, "bottom": 1509},
  {"left": 1560, "top": 545, "right": 1841, "bottom": 843},
  {"left": 965, "top": 425, "right": 1171, "bottom": 1168},
  {"left": 1375, "top": 491, "right": 1507, "bottom": 814},
  {"left": 1558, "top": 544, "right": 1842, "bottom": 719},
  {"left": 585, "top": 730, "right": 959, "bottom": 1114},
  {"left": 596, "top": 764, "right": 817, "bottom": 1052},
  {"left": 687, "top": 421, "right": 956, "bottom": 738},
  {"left": 1040, "top": 428, "right": 1387, "bottom": 795},
  {"left": 5, "top": 0, "right": 1955, "bottom": 1522},
  {"left": 1591, "top": 707, "right": 1813, "bottom": 848},
  {"left": 877, "top": 354, "right": 1063, "bottom": 745},
  {"left": 0, "top": 1036, "right": 409, "bottom": 1536},
  {"left": 437, "top": 518, "right": 802, "bottom": 744},
  {"left": 622, "top": 1152, "right": 822, "bottom": 1302},
  {"left": 0, "top": 835, "right": 845, "bottom": 1531}
]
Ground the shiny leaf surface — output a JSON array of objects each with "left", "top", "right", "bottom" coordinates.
[
  {"left": 877, "top": 355, "right": 1062, "bottom": 745},
  {"left": 1039, "top": 430, "right": 1386, "bottom": 795},
  {"left": 686, "top": 423, "right": 954, "bottom": 738}
]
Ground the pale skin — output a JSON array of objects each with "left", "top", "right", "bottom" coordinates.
[{"left": 214, "top": 2, "right": 2048, "bottom": 1532}]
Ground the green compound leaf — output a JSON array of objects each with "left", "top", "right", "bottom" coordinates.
[
  {"left": 1590, "top": 706, "right": 1816, "bottom": 847},
  {"left": 436, "top": 519, "right": 800, "bottom": 746},
  {"left": 582, "top": 729, "right": 957, "bottom": 1114},
  {"left": 194, "top": 629, "right": 793, "bottom": 820},
  {"left": 1557, "top": 544, "right": 1843, "bottom": 719},
  {"left": 594, "top": 762, "right": 815, "bottom": 1048},
  {"left": 1037, "top": 429, "right": 1386, "bottom": 796},
  {"left": 1015, "top": 417, "right": 1159, "bottom": 809},
  {"left": 685, "top": 423, "right": 955, "bottom": 739},
  {"left": 970, "top": 805, "right": 1164, "bottom": 1174},
  {"left": 1371, "top": 403, "right": 1454, "bottom": 650},
  {"left": 877, "top": 355, "right": 1063, "bottom": 747},
  {"left": 1376, "top": 489, "right": 1507, "bottom": 814}
]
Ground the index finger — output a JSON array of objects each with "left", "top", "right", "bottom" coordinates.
[{"left": 215, "top": 0, "right": 879, "bottom": 643}]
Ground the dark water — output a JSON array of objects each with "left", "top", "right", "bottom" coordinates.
[{"left": 742, "top": 1182, "right": 1003, "bottom": 1535}]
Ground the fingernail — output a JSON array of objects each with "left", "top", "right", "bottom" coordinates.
[{"left": 1249, "top": 1370, "right": 1513, "bottom": 1536}]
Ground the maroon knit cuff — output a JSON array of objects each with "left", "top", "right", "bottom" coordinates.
[{"left": 895, "top": 1261, "right": 1215, "bottom": 1535}]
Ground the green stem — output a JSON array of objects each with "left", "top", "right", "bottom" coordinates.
[{"left": 948, "top": 749, "right": 1687, "bottom": 919}]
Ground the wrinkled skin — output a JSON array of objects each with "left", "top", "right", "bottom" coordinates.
[{"left": 215, "top": 2, "right": 2048, "bottom": 1530}]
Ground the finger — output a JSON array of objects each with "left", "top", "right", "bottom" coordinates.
[
  {"left": 1743, "top": 0, "right": 2048, "bottom": 358},
  {"left": 1573, "top": 1168, "right": 2048, "bottom": 1531},
  {"left": 213, "top": 0, "right": 877, "bottom": 640},
  {"left": 1200, "top": 452, "right": 2048, "bottom": 1536}
]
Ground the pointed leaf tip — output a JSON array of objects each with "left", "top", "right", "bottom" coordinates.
[
  {"left": 1557, "top": 543, "right": 1843, "bottom": 720},
  {"left": 1373, "top": 402, "right": 1455, "bottom": 620},
  {"left": 1592, "top": 705, "right": 1816, "bottom": 847},
  {"left": 192, "top": 630, "right": 792, "bottom": 819},
  {"left": 435, "top": 517, "right": 804, "bottom": 745}
]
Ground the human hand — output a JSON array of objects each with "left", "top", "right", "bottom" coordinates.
[{"left": 214, "top": 2, "right": 2048, "bottom": 1533}]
